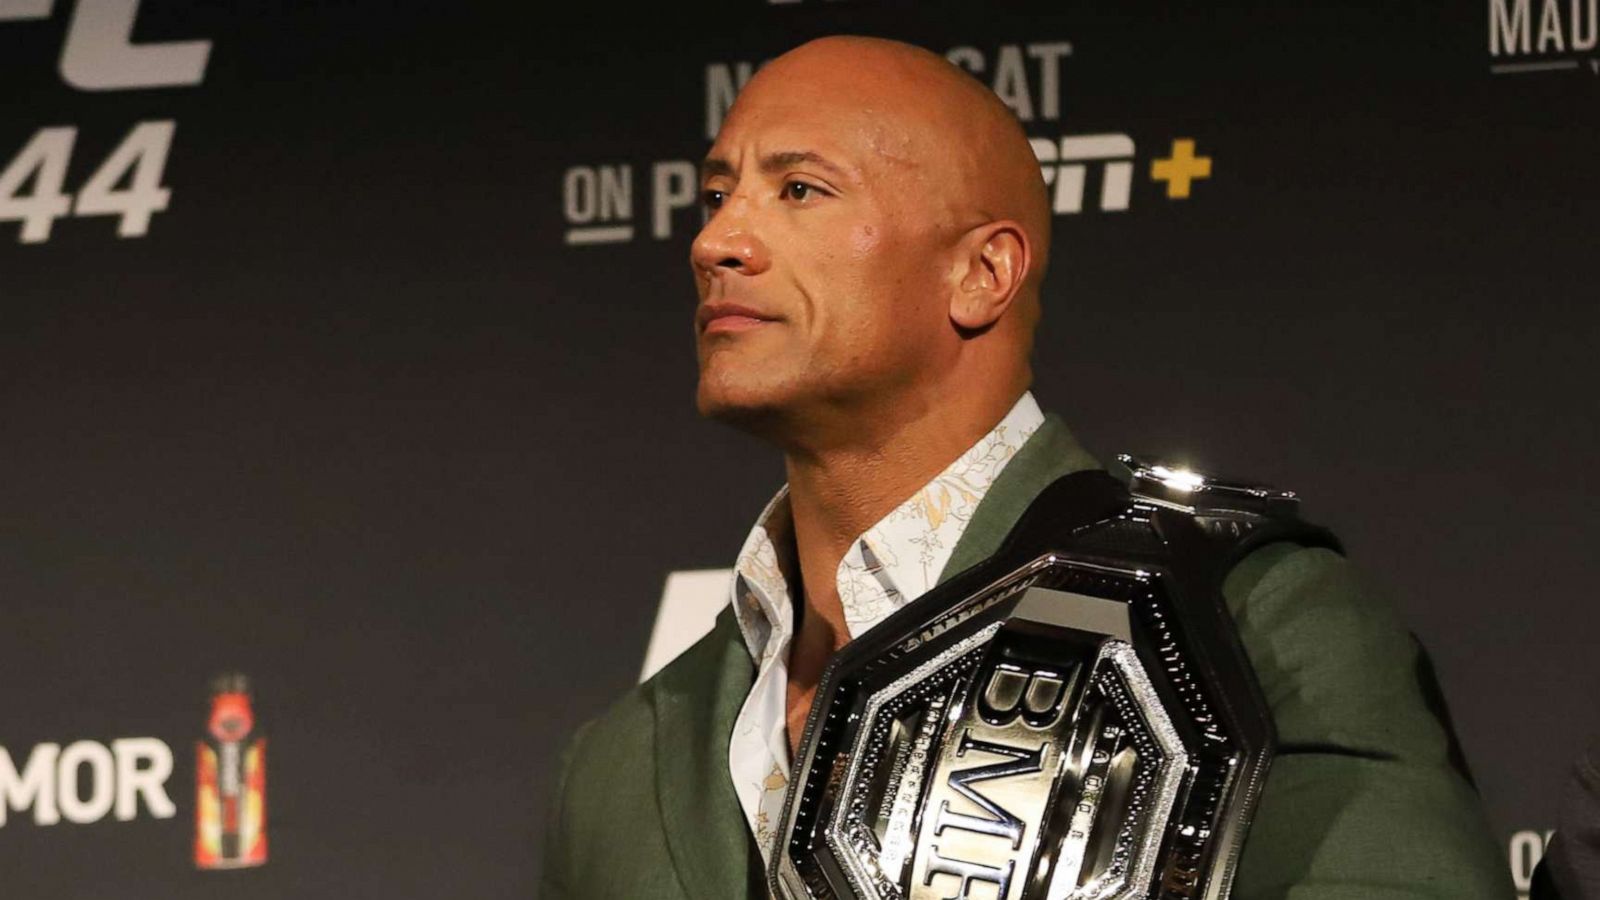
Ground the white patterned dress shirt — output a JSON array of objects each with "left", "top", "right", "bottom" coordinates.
[{"left": 725, "top": 391, "right": 1046, "bottom": 863}]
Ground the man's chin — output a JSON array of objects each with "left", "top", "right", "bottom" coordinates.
[{"left": 695, "top": 380, "right": 790, "bottom": 436}]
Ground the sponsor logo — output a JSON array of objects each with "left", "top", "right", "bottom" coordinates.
[
  {"left": 195, "top": 673, "right": 268, "bottom": 869},
  {"left": 0, "top": 0, "right": 212, "bottom": 244},
  {"left": 1510, "top": 829, "right": 1554, "bottom": 900},
  {"left": 0, "top": 672, "right": 268, "bottom": 874},
  {"left": 0, "top": 738, "right": 176, "bottom": 827},
  {"left": 1489, "top": 0, "right": 1600, "bottom": 75},
  {"left": 562, "top": 40, "right": 1214, "bottom": 247}
]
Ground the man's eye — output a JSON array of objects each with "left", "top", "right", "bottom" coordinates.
[
  {"left": 701, "top": 189, "right": 725, "bottom": 211},
  {"left": 782, "top": 181, "right": 820, "bottom": 202}
]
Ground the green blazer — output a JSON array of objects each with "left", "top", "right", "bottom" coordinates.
[{"left": 541, "top": 415, "right": 1513, "bottom": 899}]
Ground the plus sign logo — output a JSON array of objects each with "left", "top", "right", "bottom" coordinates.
[
  {"left": 1030, "top": 135, "right": 1214, "bottom": 213},
  {"left": 1151, "top": 139, "right": 1212, "bottom": 199}
]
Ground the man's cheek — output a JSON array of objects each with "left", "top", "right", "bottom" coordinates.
[{"left": 847, "top": 222, "right": 881, "bottom": 260}]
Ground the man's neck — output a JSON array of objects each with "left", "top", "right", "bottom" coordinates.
[{"left": 779, "top": 386, "right": 1025, "bottom": 755}]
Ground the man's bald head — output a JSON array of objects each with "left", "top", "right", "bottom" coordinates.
[
  {"left": 691, "top": 35, "right": 1049, "bottom": 451},
  {"left": 747, "top": 36, "right": 1051, "bottom": 300}
]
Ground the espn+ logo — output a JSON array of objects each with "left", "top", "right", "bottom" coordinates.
[{"left": 0, "top": 739, "right": 175, "bottom": 827}]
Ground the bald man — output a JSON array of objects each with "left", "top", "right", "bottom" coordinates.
[{"left": 540, "top": 37, "right": 1511, "bottom": 900}]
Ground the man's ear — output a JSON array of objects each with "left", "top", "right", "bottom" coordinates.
[{"left": 950, "top": 220, "right": 1031, "bottom": 333}]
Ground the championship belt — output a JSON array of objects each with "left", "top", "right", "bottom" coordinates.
[{"left": 770, "top": 456, "right": 1338, "bottom": 900}]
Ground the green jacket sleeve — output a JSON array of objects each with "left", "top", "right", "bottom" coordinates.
[
  {"left": 537, "top": 682, "right": 693, "bottom": 900},
  {"left": 1224, "top": 542, "right": 1513, "bottom": 899},
  {"left": 539, "top": 718, "right": 590, "bottom": 900}
]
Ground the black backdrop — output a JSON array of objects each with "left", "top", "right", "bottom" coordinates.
[{"left": 2, "top": 1, "right": 1595, "bottom": 896}]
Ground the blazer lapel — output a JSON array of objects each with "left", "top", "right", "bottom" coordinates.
[
  {"left": 939, "top": 412, "right": 1101, "bottom": 583},
  {"left": 652, "top": 607, "right": 759, "bottom": 897},
  {"left": 646, "top": 411, "right": 1095, "bottom": 898}
]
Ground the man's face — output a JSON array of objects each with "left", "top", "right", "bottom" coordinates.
[{"left": 690, "top": 73, "right": 957, "bottom": 435}]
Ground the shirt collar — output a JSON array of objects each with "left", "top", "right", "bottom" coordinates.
[{"left": 729, "top": 391, "right": 1046, "bottom": 663}]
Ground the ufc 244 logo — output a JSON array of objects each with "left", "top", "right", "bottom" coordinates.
[
  {"left": 1, "top": 0, "right": 212, "bottom": 244},
  {"left": 0, "top": 0, "right": 211, "bottom": 90},
  {"left": 0, "top": 121, "right": 174, "bottom": 243}
]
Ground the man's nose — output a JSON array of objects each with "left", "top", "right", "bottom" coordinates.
[{"left": 690, "top": 202, "right": 771, "bottom": 280}]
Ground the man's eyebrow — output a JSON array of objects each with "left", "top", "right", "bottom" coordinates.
[
  {"left": 699, "top": 151, "right": 849, "bottom": 181},
  {"left": 700, "top": 157, "right": 735, "bottom": 180},
  {"left": 760, "top": 150, "right": 848, "bottom": 178}
]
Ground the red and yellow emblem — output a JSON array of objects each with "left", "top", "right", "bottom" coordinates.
[{"left": 196, "top": 675, "right": 267, "bottom": 869}]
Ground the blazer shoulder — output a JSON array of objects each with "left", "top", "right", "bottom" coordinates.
[
  {"left": 1221, "top": 541, "right": 1435, "bottom": 752},
  {"left": 555, "top": 605, "right": 746, "bottom": 803},
  {"left": 542, "top": 606, "right": 750, "bottom": 899},
  {"left": 1221, "top": 542, "right": 1511, "bottom": 898},
  {"left": 542, "top": 681, "right": 660, "bottom": 897}
]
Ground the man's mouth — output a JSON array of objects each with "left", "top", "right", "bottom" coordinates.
[{"left": 698, "top": 301, "right": 778, "bottom": 334}]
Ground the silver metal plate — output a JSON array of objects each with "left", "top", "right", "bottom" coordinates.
[{"left": 773, "top": 555, "right": 1273, "bottom": 900}]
